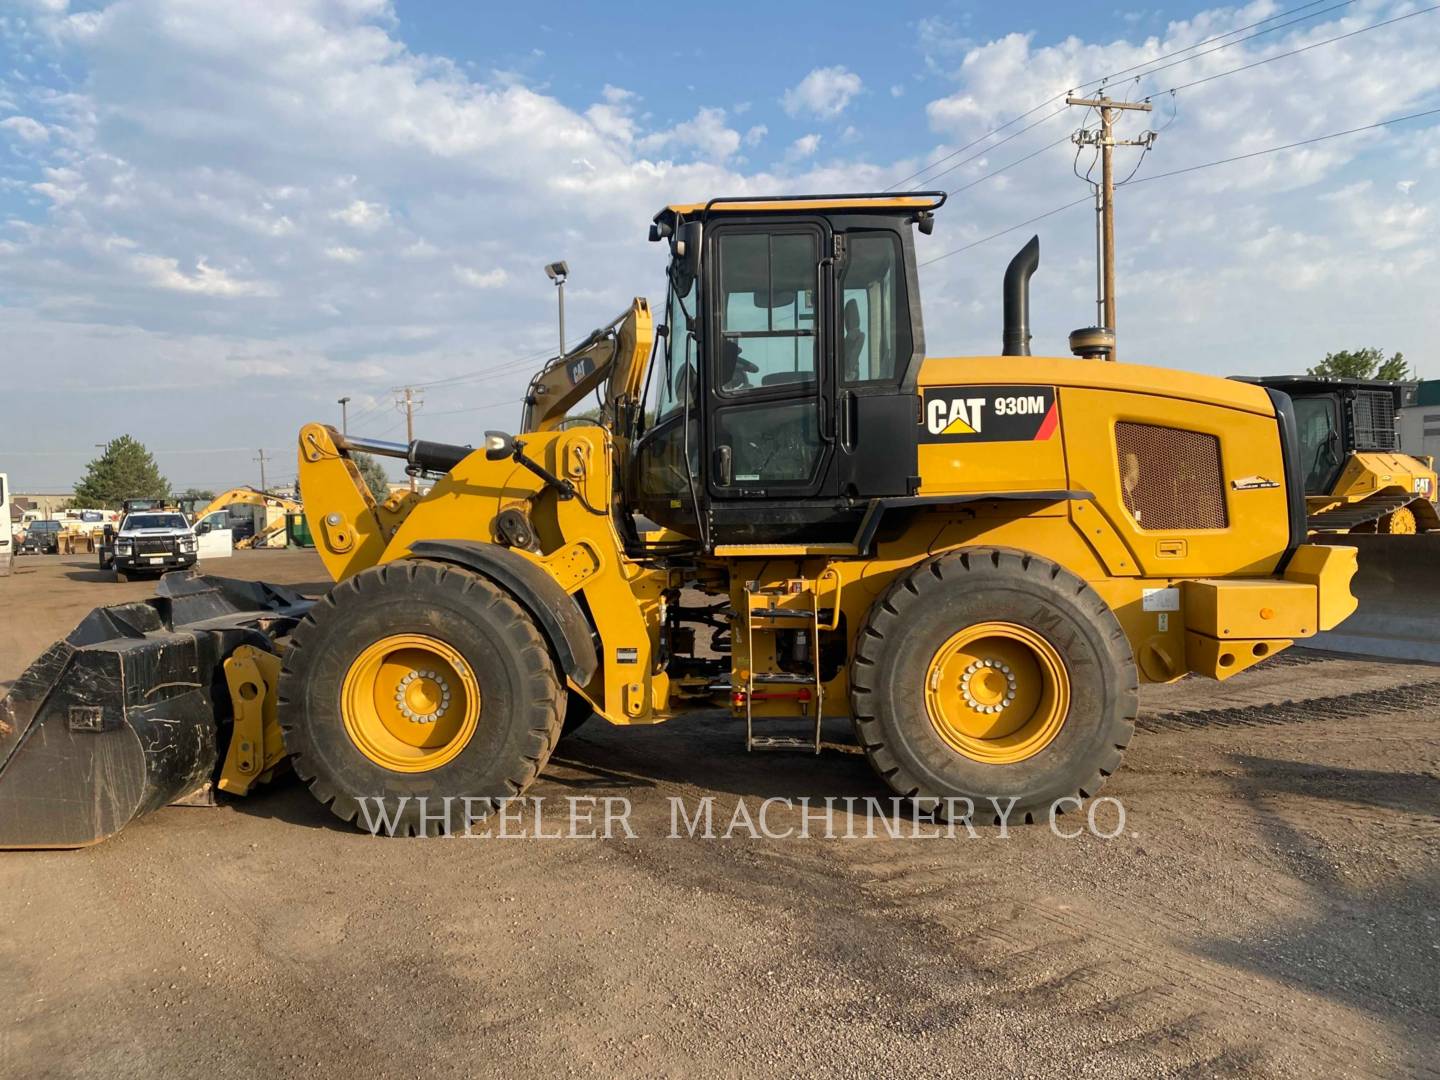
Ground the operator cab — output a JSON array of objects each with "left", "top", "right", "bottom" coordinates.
[
  {"left": 631, "top": 193, "right": 945, "bottom": 546},
  {"left": 1243, "top": 376, "right": 1405, "bottom": 496}
]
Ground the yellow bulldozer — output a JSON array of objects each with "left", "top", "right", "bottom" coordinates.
[
  {"left": 0, "top": 192, "right": 1358, "bottom": 848},
  {"left": 1243, "top": 376, "right": 1438, "bottom": 534}
]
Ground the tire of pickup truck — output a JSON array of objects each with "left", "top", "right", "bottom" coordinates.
[{"left": 112, "top": 568, "right": 130, "bottom": 583}]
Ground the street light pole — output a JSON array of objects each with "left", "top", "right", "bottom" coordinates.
[
  {"left": 545, "top": 260, "right": 569, "bottom": 355},
  {"left": 337, "top": 396, "right": 351, "bottom": 435}
]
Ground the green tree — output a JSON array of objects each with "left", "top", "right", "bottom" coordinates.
[
  {"left": 71, "top": 436, "right": 171, "bottom": 510},
  {"left": 1308, "top": 347, "right": 1409, "bottom": 381},
  {"left": 353, "top": 452, "right": 393, "bottom": 502},
  {"left": 178, "top": 487, "right": 216, "bottom": 503},
  {"left": 1376, "top": 351, "right": 1409, "bottom": 381}
]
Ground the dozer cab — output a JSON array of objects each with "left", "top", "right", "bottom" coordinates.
[
  {"left": 1243, "top": 376, "right": 1438, "bottom": 534},
  {"left": 0, "top": 192, "right": 1358, "bottom": 847}
]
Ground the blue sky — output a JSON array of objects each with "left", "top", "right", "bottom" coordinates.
[{"left": 1, "top": 0, "right": 1437, "bottom": 491}]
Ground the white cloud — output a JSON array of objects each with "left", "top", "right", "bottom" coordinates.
[
  {"left": 789, "top": 133, "right": 821, "bottom": 159},
  {"left": 0, "top": 115, "right": 49, "bottom": 142},
  {"left": 743, "top": 124, "right": 767, "bottom": 148},
  {"left": 454, "top": 265, "right": 508, "bottom": 289},
  {"left": 131, "top": 254, "right": 273, "bottom": 297},
  {"left": 782, "top": 66, "right": 863, "bottom": 119},
  {"left": 324, "top": 245, "right": 363, "bottom": 262},
  {"left": 637, "top": 107, "right": 742, "bottom": 162},
  {"left": 331, "top": 199, "right": 389, "bottom": 231}
]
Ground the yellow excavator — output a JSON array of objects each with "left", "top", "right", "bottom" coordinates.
[
  {"left": 0, "top": 192, "right": 1357, "bottom": 848},
  {"left": 193, "top": 487, "right": 303, "bottom": 548}
]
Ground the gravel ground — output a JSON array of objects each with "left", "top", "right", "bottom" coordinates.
[{"left": 1, "top": 552, "right": 1437, "bottom": 1078}]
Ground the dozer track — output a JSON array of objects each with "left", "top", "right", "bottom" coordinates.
[
  {"left": 0, "top": 572, "right": 309, "bottom": 849},
  {"left": 1306, "top": 492, "right": 1423, "bottom": 533}
]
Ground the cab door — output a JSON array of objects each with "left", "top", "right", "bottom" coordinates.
[{"left": 703, "top": 223, "right": 834, "bottom": 502}]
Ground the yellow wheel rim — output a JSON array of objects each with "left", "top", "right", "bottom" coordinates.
[
  {"left": 341, "top": 633, "right": 481, "bottom": 773},
  {"left": 924, "top": 621, "right": 1070, "bottom": 764},
  {"left": 1381, "top": 506, "right": 1417, "bottom": 534}
]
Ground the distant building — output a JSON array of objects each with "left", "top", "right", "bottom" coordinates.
[
  {"left": 13, "top": 493, "right": 74, "bottom": 518},
  {"left": 1398, "top": 380, "right": 1440, "bottom": 461}
]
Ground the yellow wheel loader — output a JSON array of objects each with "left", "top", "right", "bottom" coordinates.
[{"left": 0, "top": 192, "right": 1358, "bottom": 848}]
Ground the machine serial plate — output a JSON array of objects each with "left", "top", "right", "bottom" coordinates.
[{"left": 920, "top": 385, "right": 1059, "bottom": 443}]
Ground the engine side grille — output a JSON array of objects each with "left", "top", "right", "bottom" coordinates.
[
  {"left": 1116, "top": 422, "right": 1228, "bottom": 530},
  {"left": 1351, "top": 390, "right": 1398, "bottom": 451}
]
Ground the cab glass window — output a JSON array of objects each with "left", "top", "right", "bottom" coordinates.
[
  {"left": 1293, "top": 395, "right": 1342, "bottom": 494},
  {"left": 839, "top": 232, "right": 906, "bottom": 385},
  {"left": 716, "top": 232, "right": 818, "bottom": 394},
  {"left": 642, "top": 274, "right": 697, "bottom": 428}
]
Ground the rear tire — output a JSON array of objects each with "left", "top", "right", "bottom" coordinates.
[
  {"left": 851, "top": 547, "right": 1137, "bottom": 822},
  {"left": 278, "top": 559, "right": 564, "bottom": 836}
]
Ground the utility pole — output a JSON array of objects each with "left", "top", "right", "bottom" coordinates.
[
  {"left": 337, "top": 396, "right": 351, "bottom": 435},
  {"left": 1065, "top": 93, "right": 1154, "bottom": 362},
  {"left": 255, "top": 449, "right": 270, "bottom": 493},
  {"left": 397, "top": 387, "right": 422, "bottom": 491}
]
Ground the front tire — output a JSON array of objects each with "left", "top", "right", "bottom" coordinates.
[
  {"left": 851, "top": 547, "right": 1137, "bottom": 822},
  {"left": 278, "top": 560, "right": 564, "bottom": 836}
]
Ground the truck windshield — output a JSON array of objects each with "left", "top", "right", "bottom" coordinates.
[{"left": 123, "top": 514, "right": 187, "bottom": 530}]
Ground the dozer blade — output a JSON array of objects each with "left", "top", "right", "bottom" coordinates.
[
  {"left": 1308, "top": 534, "right": 1440, "bottom": 663},
  {"left": 0, "top": 572, "right": 310, "bottom": 850}
]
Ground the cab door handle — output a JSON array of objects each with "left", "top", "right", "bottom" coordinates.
[{"left": 714, "top": 445, "right": 733, "bottom": 486}]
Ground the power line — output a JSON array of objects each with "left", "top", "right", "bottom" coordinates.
[
  {"left": 889, "top": 0, "right": 1350, "bottom": 191},
  {"left": 937, "top": 0, "right": 1429, "bottom": 201},
  {"left": 947, "top": 131, "right": 1076, "bottom": 195},
  {"left": 918, "top": 105, "right": 1440, "bottom": 267},
  {"left": 919, "top": 196, "right": 1092, "bottom": 267},
  {"left": 422, "top": 398, "right": 527, "bottom": 418},
  {"left": 919, "top": 106, "right": 1072, "bottom": 189},
  {"left": 1155, "top": 2, "right": 1440, "bottom": 97},
  {"left": 1098, "top": 0, "right": 1353, "bottom": 87},
  {"left": 1121, "top": 104, "right": 1440, "bottom": 187}
]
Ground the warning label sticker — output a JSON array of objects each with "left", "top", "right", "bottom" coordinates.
[{"left": 920, "top": 386, "right": 1059, "bottom": 443}]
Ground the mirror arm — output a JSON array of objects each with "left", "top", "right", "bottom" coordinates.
[{"left": 511, "top": 440, "right": 575, "bottom": 500}]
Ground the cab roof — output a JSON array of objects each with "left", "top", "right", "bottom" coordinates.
[
  {"left": 1238, "top": 375, "right": 1409, "bottom": 395},
  {"left": 654, "top": 191, "right": 946, "bottom": 225}
]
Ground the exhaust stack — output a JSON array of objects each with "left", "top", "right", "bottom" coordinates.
[{"left": 1002, "top": 235, "right": 1040, "bottom": 356}]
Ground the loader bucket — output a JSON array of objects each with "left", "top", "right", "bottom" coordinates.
[
  {"left": 0, "top": 572, "right": 311, "bottom": 849},
  {"left": 1308, "top": 534, "right": 1440, "bottom": 663}
]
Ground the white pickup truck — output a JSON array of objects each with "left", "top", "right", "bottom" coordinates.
[{"left": 104, "top": 509, "right": 199, "bottom": 581}]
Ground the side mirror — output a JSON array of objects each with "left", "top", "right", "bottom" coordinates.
[
  {"left": 103, "top": 524, "right": 114, "bottom": 540},
  {"left": 484, "top": 431, "right": 516, "bottom": 461},
  {"left": 196, "top": 522, "right": 212, "bottom": 535},
  {"left": 670, "top": 220, "right": 702, "bottom": 295}
]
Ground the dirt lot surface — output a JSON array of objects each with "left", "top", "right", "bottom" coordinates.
[{"left": 2, "top": 552, "right": 1437, "bottom": 1078}]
